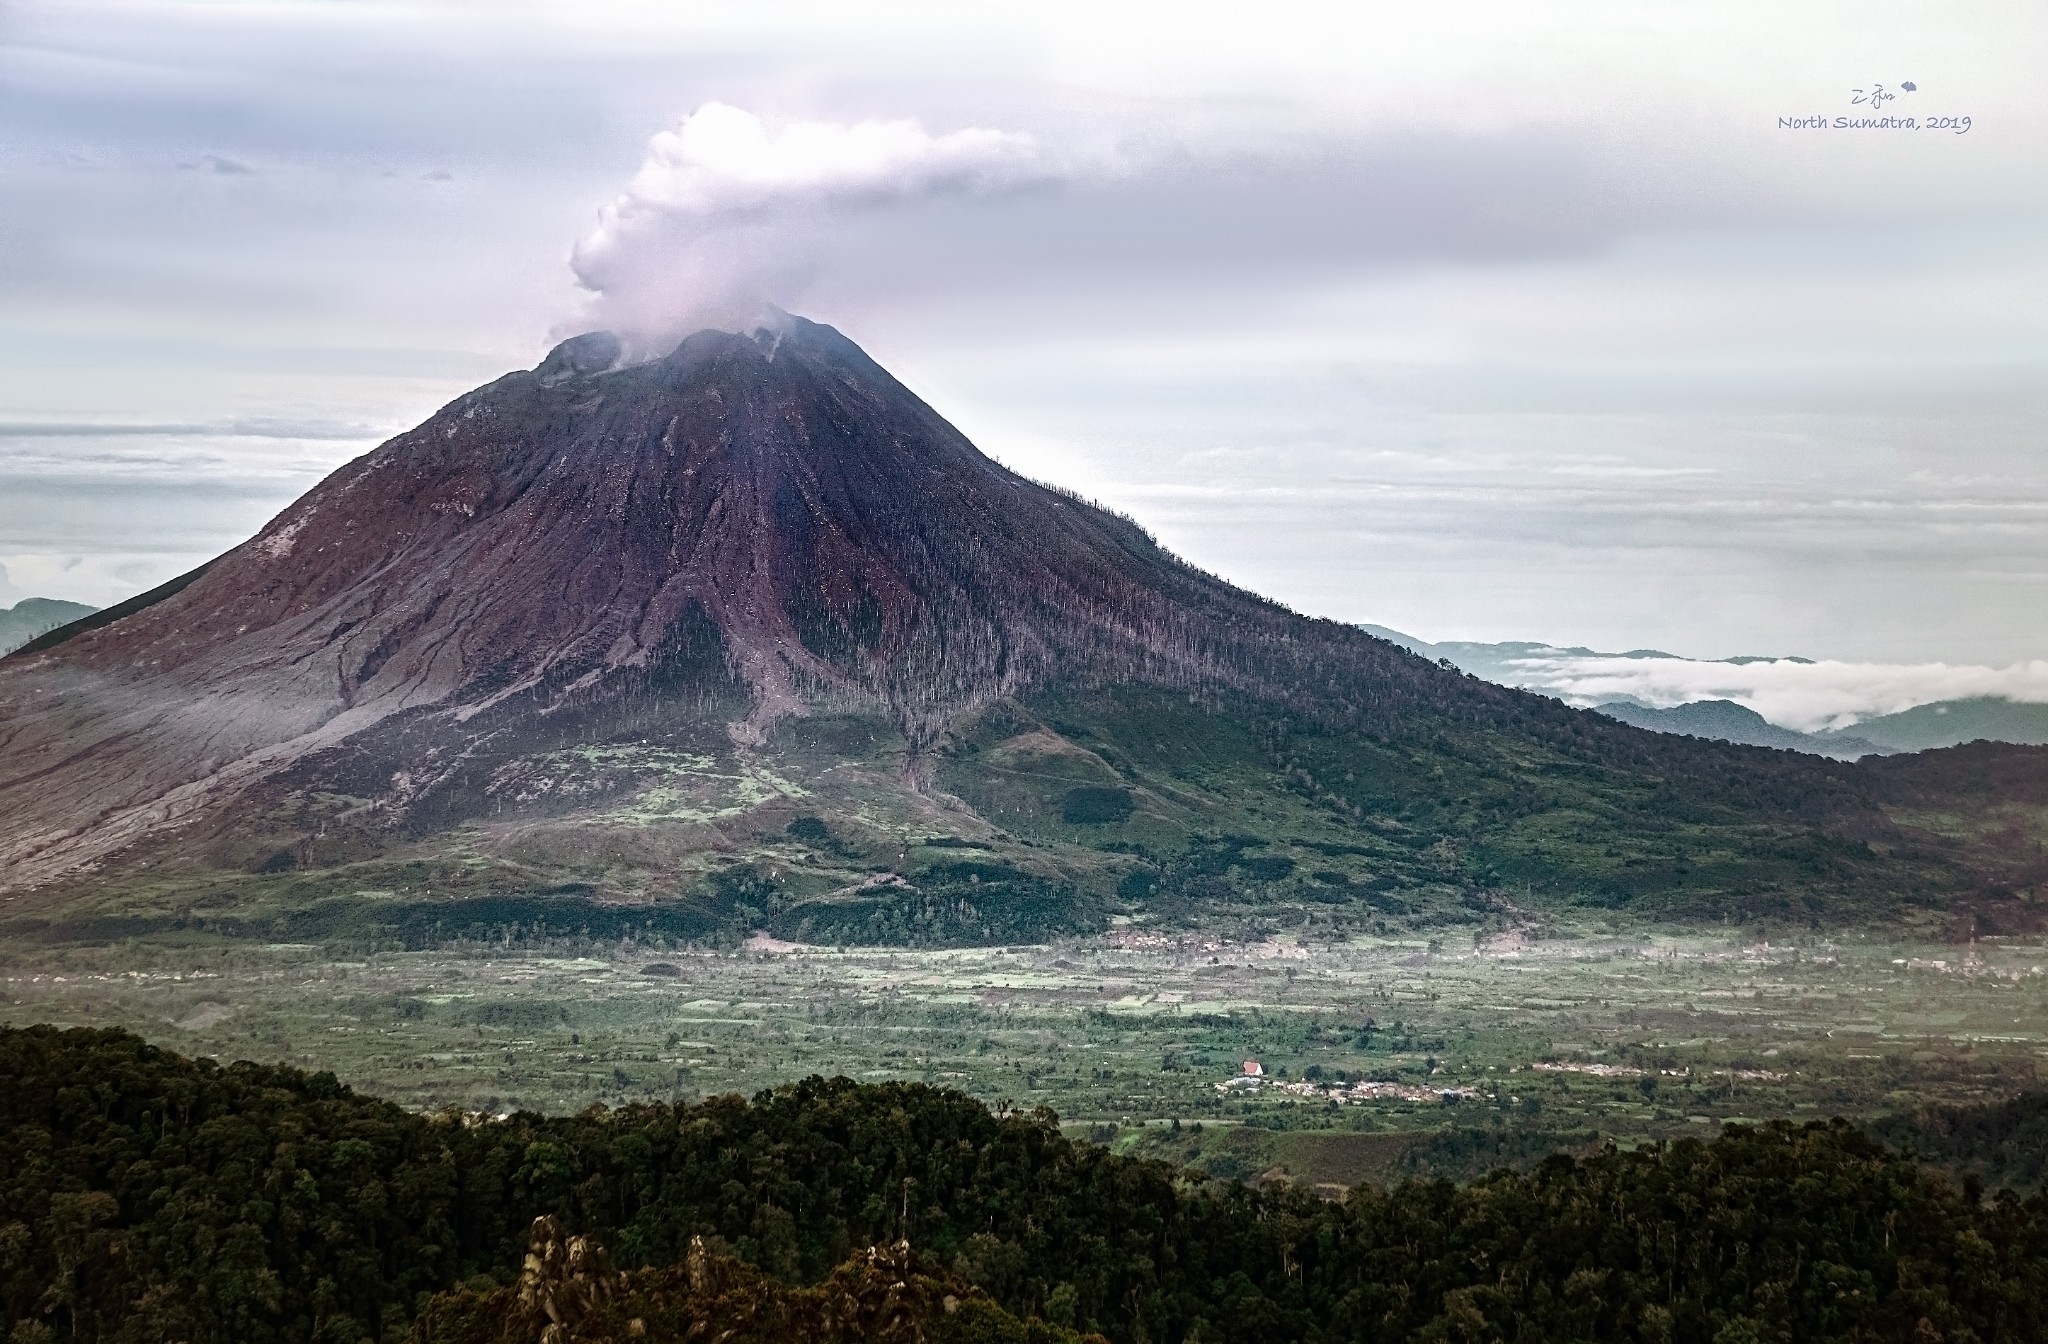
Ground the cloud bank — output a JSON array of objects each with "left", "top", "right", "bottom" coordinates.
[
  {"left": 1483, "top": 653, "right": 2048, "bottom": 733},
  {"left": 0, "top": 419, "right": 374, "bottom": 441},
  {"left": 569, "top": 103, "right": 1048, "bottom": 348}
]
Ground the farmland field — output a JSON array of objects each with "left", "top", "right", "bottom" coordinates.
[{"left": 7, "top": 919, "right": 2041, "bottom": 1187}]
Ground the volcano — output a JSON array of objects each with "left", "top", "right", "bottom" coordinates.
[{"left": 1, "top": 315, "right": 2038, "bottom": 943}]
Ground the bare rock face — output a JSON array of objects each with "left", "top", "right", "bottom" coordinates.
[{"left": 0, "top": 315, "right": 1378, "bottom": 887}]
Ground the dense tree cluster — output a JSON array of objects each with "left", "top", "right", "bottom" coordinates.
[
  {"left": 410, "top": 1215, "right": 1095, "bottom": 1344},
  {"left": 768, "top": 862, "right": 1104, "bottom": 948},
  {"left": 1877, "top": 1092, "right": 2048, "bottom": 1194},
  {"left": 8, "top": 1025, "right": 2048, "bottom": 1343}
]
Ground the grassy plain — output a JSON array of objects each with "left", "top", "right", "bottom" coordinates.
[{"left": 5, "top": 920, "right": 2043, "bottom": 1189}]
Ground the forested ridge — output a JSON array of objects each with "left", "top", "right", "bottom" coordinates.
[{"left": 7, "top": 1025, "right": 2048, "bottom": 1343}]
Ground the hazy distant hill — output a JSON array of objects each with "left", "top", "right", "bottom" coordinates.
[
  {"left": 1825, "top": 698, "right": 2048, "bottom": 754},
  {"left": 0, "top": 598, "right": 96, "bottom": 656},
  {"left": 1591, "top": 699, "right": 1887, "bottom": 761}
]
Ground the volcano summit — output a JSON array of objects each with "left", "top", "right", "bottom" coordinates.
[{"left": 1, "top": 316, "right": 2039, "bottom": 945}]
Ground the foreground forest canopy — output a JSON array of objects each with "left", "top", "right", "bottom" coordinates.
[
  {"left": 9, "top": 1028, "right": 2048, "bottom": 1344},
  {"left": 411, "top": 1215, "right": 1099, "bottom": 1344}
]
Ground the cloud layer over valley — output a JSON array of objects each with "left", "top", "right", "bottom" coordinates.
[{"left": 1478, "top": 650, "right": 2048, "bottom": 734}]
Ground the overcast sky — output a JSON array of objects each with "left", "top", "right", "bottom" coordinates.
[{"left": 3, "top": 0, "right": 2044, "bottom": 678}]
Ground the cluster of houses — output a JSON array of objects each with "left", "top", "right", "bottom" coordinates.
[
  {"left": 1215, "top": 1059, "right": 1478, "bottom": 1105},
  {"left": 1214, "top": 1055, "right": 1789, "bottom": 1104},
  {"left": 1530, "top": 1060, "right": 1786, "bottom": 1082}
]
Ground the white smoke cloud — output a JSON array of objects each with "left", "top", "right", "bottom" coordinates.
[
  {"left": 569, "top": 103, "right": 1050, "bottom": 348},
  {"left": 1489, "top": 654, "right": 2048, "bottom": 733}
]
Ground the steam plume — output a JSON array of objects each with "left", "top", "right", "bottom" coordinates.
[{"left": 569, "top": 103, "right": 1047, "bottom": 350}]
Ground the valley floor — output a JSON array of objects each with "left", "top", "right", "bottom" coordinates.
[{"left": 5, "top": 921, "right": 2043, "bottom": 1187}]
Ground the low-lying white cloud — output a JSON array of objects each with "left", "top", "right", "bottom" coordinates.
[
  {"left": 570, "top": 103, "right": 1049, "bottom": 348},
  {"left": 1492, "top": 654, "right": 2048, "bottom": 733}
]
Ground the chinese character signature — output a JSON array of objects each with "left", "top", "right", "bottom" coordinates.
[{"left": 1851, "top": 81, "right": 1916, "bottom": 107}]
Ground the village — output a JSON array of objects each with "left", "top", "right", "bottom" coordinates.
[
  {"left": 1215, "top": 1054, "right": 1793, "bottom": 1107},
  {"left": 1216, "top": 1058, "right": 1482, "bottom": 1106}
]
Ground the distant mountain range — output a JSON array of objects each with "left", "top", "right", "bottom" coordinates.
[
  {"left": 1362, "top": 626, "right": 2048, "bottom": 758},
  {"left": 0, "top": 598, "right": 97, "bottom": 656},
  {"left": 1835, "top": 699, "right": 2048, "bottom": 754},
  {"left": 1590, "top": 699, "right": 1887, "bottom": 761}
]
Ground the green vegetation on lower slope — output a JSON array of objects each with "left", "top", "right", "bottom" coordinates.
[
  {"left": 8, "top": 1025, "right": 2048, "bottom": 1344},
  {"left": 12, "top": 678, "right": 2043, "bottom": 958},
  {"left": 941, "top": 683, "right": 1991, "bottom": 930}
]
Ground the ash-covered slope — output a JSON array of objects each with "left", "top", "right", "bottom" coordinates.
[{"left": 0, "top": 314, "right": 2032, "bottom": 930}]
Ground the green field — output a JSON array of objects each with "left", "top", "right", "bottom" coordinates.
[{"left": 8, "top": 917, "right": 2041, "bottom": 1188}]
